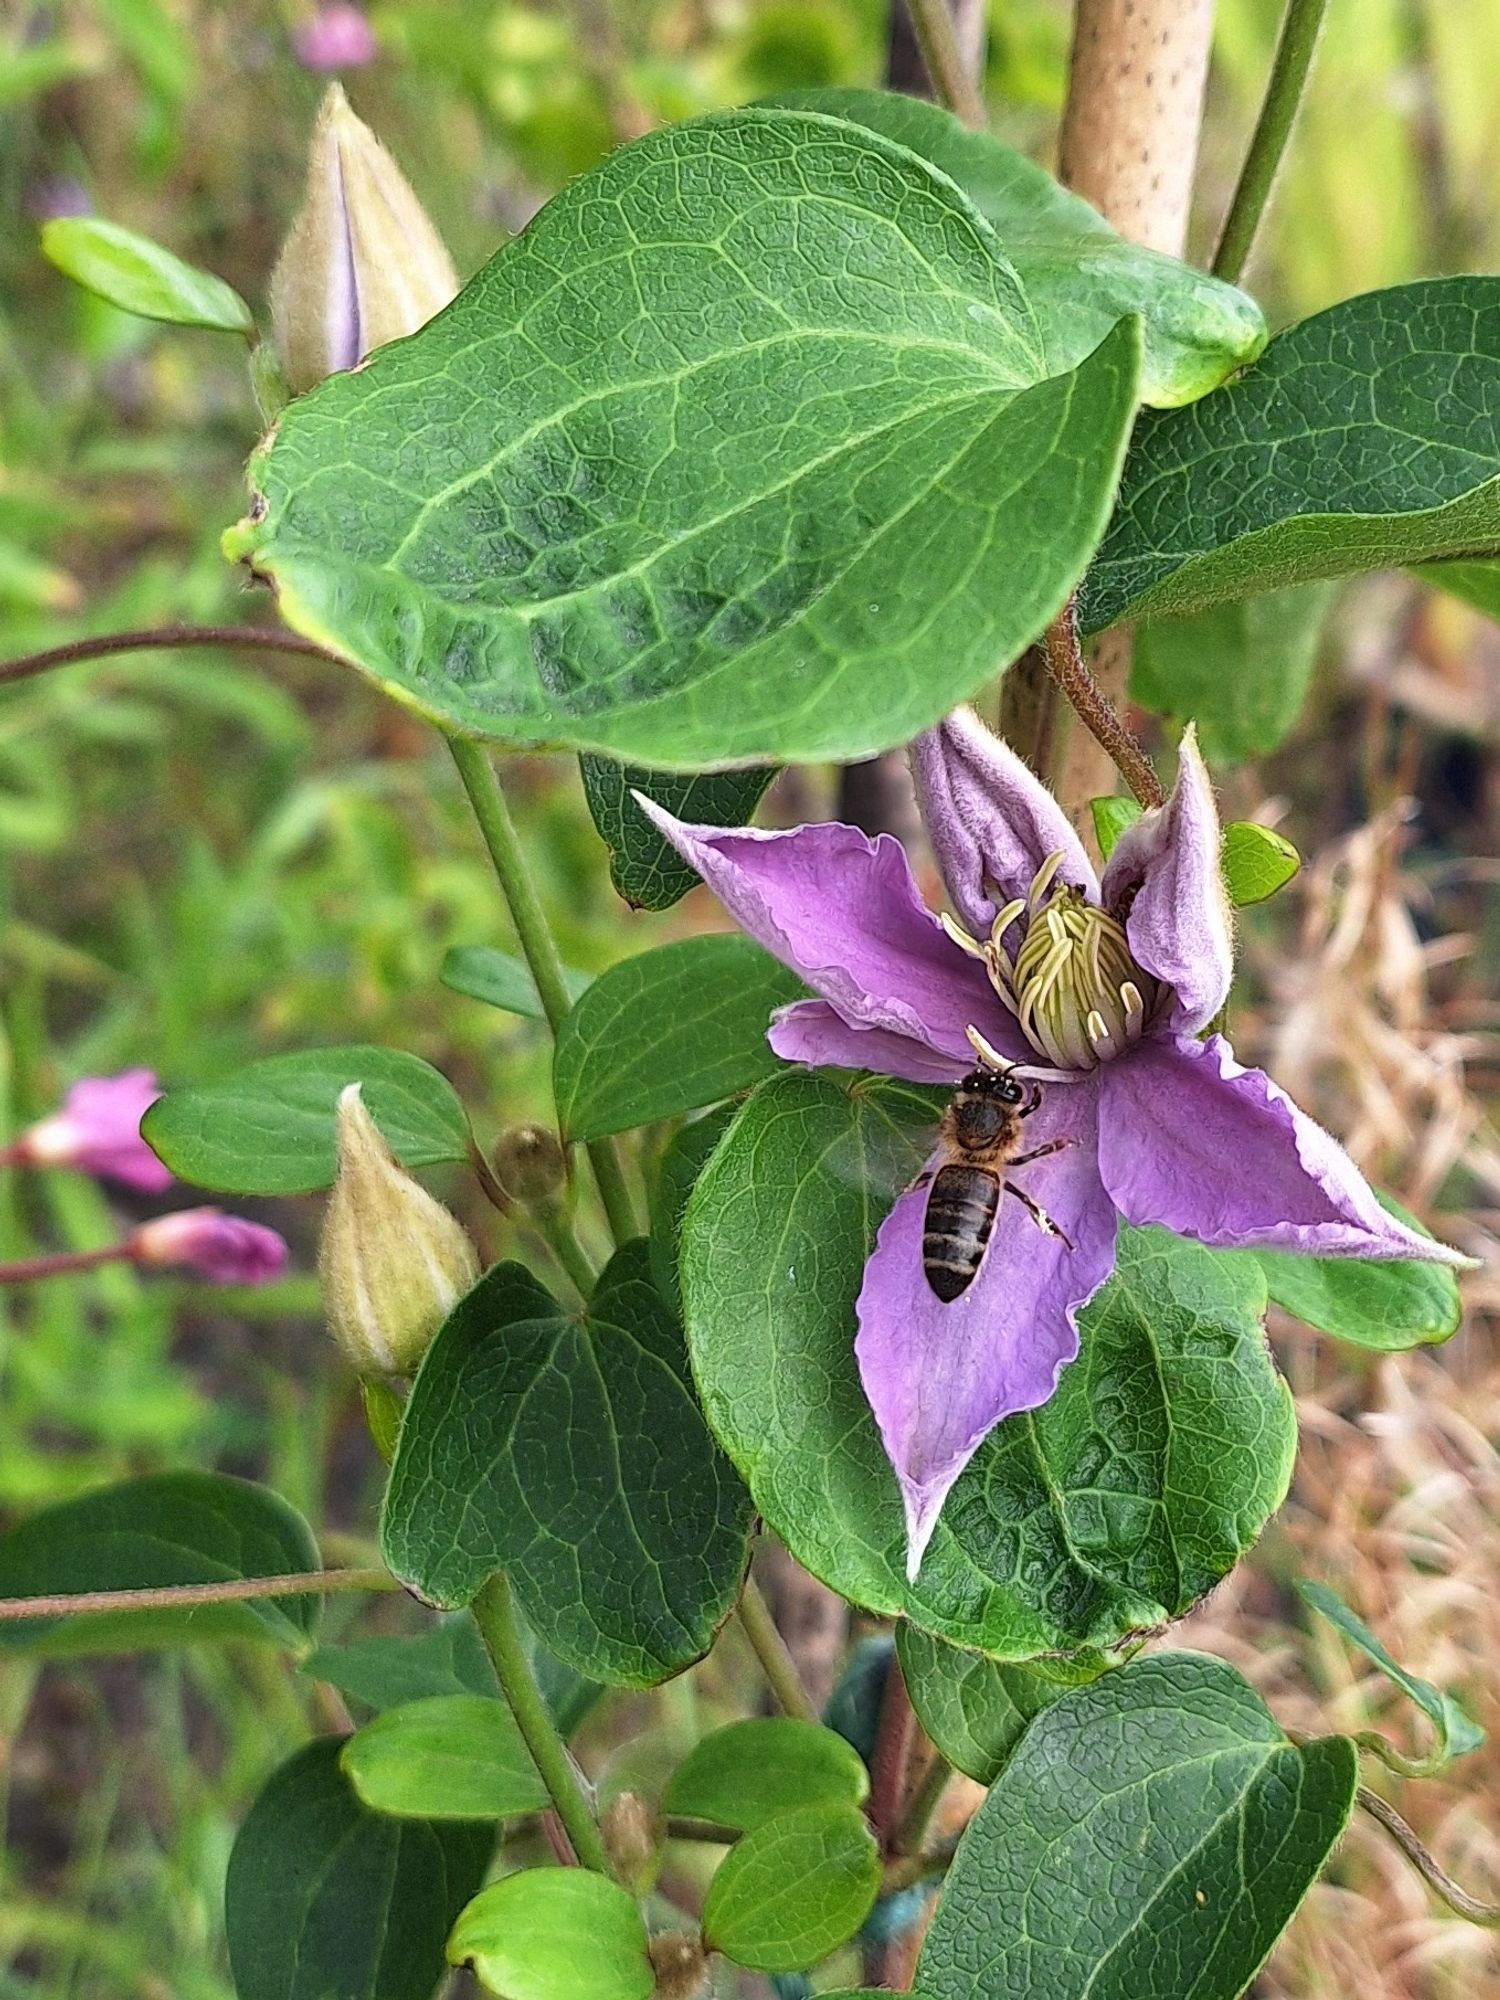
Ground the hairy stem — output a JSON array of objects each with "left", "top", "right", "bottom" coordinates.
[
  {"left": 0, "top": 1569, "right": 397, "bottom": 1622},
  {"left": 472, "top": 1573, "right": 613, "bottom": 1874},
  {"left": 903, "top": 0, "right": 986, "bottom": 126},
  {"left": 736, "top": 1576, "right": 817, "bottom": 1723},
  {"left": 0, "top": 623, "right": 340, "bottom": 691},
  {"left": 1041, "top": 600, "right": 1164, "bottom": 809},
  {"left": 1358, "top": 1787, "right": 1500, "bottom": 1925},
  {"left": 446, "top": 735, "right": 638, "bottom": 1247},
  {"left": 1212, "top": 0, "right": 1330, "bottom": 283}
]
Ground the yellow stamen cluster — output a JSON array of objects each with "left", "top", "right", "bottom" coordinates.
[{"left": 943, "top": 853, "right": 1157, "bottom": 1071}]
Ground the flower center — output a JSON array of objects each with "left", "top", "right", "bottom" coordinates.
[{"left": 944, "top": 853, "right": 1158, "bottom": 1071}]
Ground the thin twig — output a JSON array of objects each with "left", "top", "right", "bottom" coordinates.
[
  {"left": 1358, "top": 1787, "right": 1500, "bottom": 1926},
  {"left": 1212, "top": 0, "right": 1331, "bottom": 283},
  {"left": 0, "top": 623, "right": 341, "bottom": 691},
  {"left": 736, "top": 1575, "right": 817, "bottom": 1723},
  {"left": 903, "top": 0, "right": 986, "bottom": 128},
  {"left": 0, "top": 1569, "right": 398, "bottom": 1622},
  {"left": 1040, "top": 600, "right": 1164, "bottom": 809}
]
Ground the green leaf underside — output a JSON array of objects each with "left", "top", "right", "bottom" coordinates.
[
  {"left": 1131, "top": 584, "right": 1335, "bottom": 763},
  {"left": 303, "top": 1617, "right": 499, "bottom": 1710},
  {"left": 580, "top": 758, "right": 776, "bottom": 909},
  {"left": 895, "top": 1625, "right": 1087, "bottom": 1786},
  {"left": 440, "top": 945, "right": 591, "bottom": 1018},
  {"left": 663, "top": 1717, "right": 869, "bottom": 1831},
  {"left": 0, "top": 1472, "right": 319, "bottom": 1656},
  {"left": 448, "top": 1871, "right": 654, "bottom": 2000},
  {"left": 1243, "top": 1194, "right": 1461, "bottom": 1351},
  {"left": 1082, "top": 279, "right": 1500, "bottom": 635},
  {"left": 915, "top": 1654, "right": 1356, "bottom": 2000},
  {"left": 341, "top": 1695, "right": 550, "bottom": 1819},
  {"left": 225, "top": 1740, "right": 492, "bottom": 2000},
  {"left": 681, "top": 1071, "right": 1295, "bottom": 1658},
  {"left": 1219, "top": 822, "right": 1301, "bottom": 906},
  {"left": 41, "top": 216, "right": 254, "bottom": 333},
  {"left": 381, "top": 1244, "right": 752, "bottom": 1684},
  {"left": 142, "top": 1044, "right": 470, "bottom": 1194},
  {"left": 768, "top": 88, "right": 1266, "bottom": 409},
  {"left": 701, "top": 1802, "right": 881, "bottom": 1973},
  {"left": 1297, "top": 1579, "right": 1483, "bottom": 1761},
  {"left": 232, "top": 108, "right": 1141, "bottom": 768},
  {"left": 554, "top": 934, "right": 805, "bottom": 1141}
]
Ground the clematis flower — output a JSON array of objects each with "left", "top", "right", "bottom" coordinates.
[
  {"left": 637, "top": 712, "right": 1468, "bottom": 1578},
  {"left": 14, "top": 1070, "right": 171, "bottom": 1192},
  {"left": 130, "top": 1208, "right": 288, "bottom": 1285}
]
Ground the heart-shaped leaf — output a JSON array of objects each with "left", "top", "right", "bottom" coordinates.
[
  {"left": 663, "top": 1718, "right": 869, "bottom": 1832},
  {"left": 448, "top": 1870, "right": 654, "bottom": 2000},
  {"left": 340, "top": 1694, "right": 550, "bottom": 1819},
  {"left": 701, "top": 1802, "right": 881, "bottom": 1973},
  {"left": 580, "top": 759, "right": 776, "bottom": 910}
]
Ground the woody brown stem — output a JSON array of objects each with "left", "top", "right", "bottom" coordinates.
[{"left": 1041, "top": 601, "right": 1164, "bottom": 809}]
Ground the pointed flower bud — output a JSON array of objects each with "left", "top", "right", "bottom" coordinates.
[
  {"left": 318, "top": 1084, "right": 479, "bottom": 1378},
  {"left": 270, "top": 84, "right": 458, "bottom": 394},
  {"left": 130, "top": 1208, "right": 288, "bottom": 1284},
  {"left": 16, "top": 1069, "right": 172, "bottom": 1192},
  {"left": 491, "top": 1123, "right": 568, "bottom": 1209}
]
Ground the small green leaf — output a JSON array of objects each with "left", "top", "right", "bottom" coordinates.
[
  {"left": 1298, "top": 1579, "right": 1483, "bottom": 1769},
  {"left": 1220, "top": 822, "right": 1301, "bottom": 905},
  {"left": 142, "top": 1045, "right": 470, "bottom": 1194},
  {"left": 1131, "top": 585, "right": 1334, "bottom": 761},
  {"left": 440, "top": 947, "right": 591, "bottom": 1019},
  {"left": 649, "top": 1106, "right": 737, "bottom": 1314},
  {"left": 1082, "top": 280, "right": 1500, "bottom": 635},
  {"left": 895, "top": 1626, "right": 1087, "bottom": 1786},
  {"left": 0, "top": 1472, "right": 319, "bottom": 1656},
  {"left": 303, "top": 1618, "right": 498, "bottom": 1710},
  {"left": 1089, "top": 794, "right": 1142, "bottom": 860},
  {"left": 580, "top": 758, "right": 776, "bottom": 910},
  {"left": 341, "top": 1695, "right": 549, "bottom": 1820},
  {"left": 226, "top": 1739, "right": 492, "bottom": 2000},
  {"left": 41, "top": 217, "right": 253, "bottom": 334},
  {"left": 915, "top": 1654, "right": 1357, "bottom": 2000},
  {"left": 553, "top": 935, "right": 803, "bottom": 1142},
  {"left": 381, "top": 1245, "right": 752, "bottom": 1684},
  {"left": 663, "top": 1718, "right": 869, "bottom": 1831},
  {"left": 448, "top": 1870, "right": 654, "bottom": 2000},
  {"left": 1247, "top": 1196, "right": 1462, "bottom": 1351},
  {"left": 701, "top": 1803, "right": 881, "bottom": 1973}
]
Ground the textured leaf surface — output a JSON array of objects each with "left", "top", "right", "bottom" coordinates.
[
  {"left": 771, "top": 88, "right": 1265, "bottom": 408},
  {"left": 580, "top": 758, "right": 776, "bottom": 909},
  {"left": 225, "top": 1739, "right": 492, "bottom": 2000},
  {"left": 554, "top": 935, "right": 803, "bottom": 1141},
  {"left": 41, "top": 216, "right": 253, "bottom": 333},
  {"left": 341, "top": 1695, "right": 549, "bottom": 1819},
  {"left": 230, "top": 109, "right": 1141, "bottom": 767},
  {"left": 1219, "top": 823, "right": 1301, "bottom": 906},
  {"left": 440, "top": 946, "right": 591, "bottom": 1019},
  {"left": 1083, "top": 281, "right": 1500, "bottom": 634},
  {"left": 663, "top": 1718, "right": 869, "bottom": 1831},
  {"left": 896, "top": 1626, "right": 1083, "bottom": 1785},
  {"left": 915, "top": 1654, "right": 1357, "bottom": 2000},
  {"left": 143, "top": 1045, "right": 470, "bottom": 1193},
  {"left": 1298, "top": 1580, "right": 1483, "bottom": 1765},
  {"left": 681, "top": 1073, "right": 1295, "bottom": 1657},
  {"left": 701, "top": 1803, "right": 881, "bottom": 1973},
  {"left": 1245, "top": 1197, "right": 1462, "bottom": 1351},
  {"left": 381, "top": 1245, "right": 752, "bottom": 1684},
  {"left": 1131, "top": 585, "right": 1334, "bottom": 761},
  {"left": 448, "top": 1871, "right": 654, "bottom": 2000},
  {"left": 0, "top": 1472, "right": 319, "bottom": 1655}
]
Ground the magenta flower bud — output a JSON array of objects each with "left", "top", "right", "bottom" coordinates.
[
  {"left": 130, "top": 1208, "right": 288, "bottom": 1285},
  {"left": 292, "top": 3, "right": 377, "bottom": 71},
  {"left": 17, "top": 1069, "right": 171, "bottom": 1192}
]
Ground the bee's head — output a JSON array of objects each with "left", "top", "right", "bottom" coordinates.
[{"left": 960, "top": 1064, "right": 1026, "bottom": 1108}]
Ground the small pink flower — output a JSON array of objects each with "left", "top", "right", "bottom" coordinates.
[
  {"left": 292, "top": 3, "right": 377, "bottom": 71},
  {"left": 18, "top": 1070, "right": 171, "bottom": 1192},
  {"left": 130, "top": 1208, "right": 289, "bottom": 1285}
]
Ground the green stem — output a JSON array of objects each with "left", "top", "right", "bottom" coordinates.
[
  {"left": 1211, "top": 0, "right": 1330, "bottom": 283},
  {"left": 472, "top": 1573, "right": 612, "bottom": 1874},
  {"left": 736, "top": 1575, "right": 816, "bottom": 1722},
  {"left": 532, "top": 1205, "right": 598, "bottom": 1303},
  {"left": 894, "top": 1748, "right": 952, "bottom": 1856},
  {"left": 445, "top": 735, "right": 638, "bottom": 1247},
  {"left": 904, "top": 0, "right": 986, "bottom": 128}
]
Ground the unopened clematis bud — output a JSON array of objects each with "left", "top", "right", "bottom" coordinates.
[
  {"left": 270, "top": 84, "right": 458, "bottom": 394},
  {"left": 130, "top": 1208, "right": 288, "bottom": 1284},
  {"left": 491, "top": 1123, "right": 568, "bottom": 1209},
  {"left": 318, "top": 1084, "right": 479, "bottom": 1377},
  {"left": 16, "top": 1069, "right": 172, "bottom": 1192}
]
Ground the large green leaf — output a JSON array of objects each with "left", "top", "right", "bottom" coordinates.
[
  {"left": 143, "top": 1045, "right": 470, "bottom": 1194},
  {"left": 448, "top": 1871, "right": 654, "bottom": 2000},
  {"left": 0, "top": 1472, "right": 319, "bottom": 1656},
  {"left": 228, "top": 109, "right": 1141, "bottom": 768},
  {"left": 895, "top": 1625, "right": 1085, "bottom": 1786},
  {"left": 770, "top": 88, "right": 1265, "bottom": 409},
  {"left": 41, "top": 216, "right": 254, "bottom": 334},
  {"left": 1083, "top": 281, "right": 1500, "bottom": 634},
  {"left": 1130, "top": 584, "right": 1335, "bottom": 761},
  {"left": 381, "top": 1244, "right": 752, "bottom": 1684},
  {"left": 225, "top": 1739, "right": 493, "bottom": 2000},
  {"left": 915, "top": 1653, "right": 1356, "bottom": 2000},
  {"left": 553, "top": 934, "right": 803, "bottom": 1141},
  {"left": 663, "top": 1717, "right": 869, "bottom": 1832},
  {"left": 579, "top": 758, "right": 776, "bottom": 910},
  {"left": 680, "top": 1072, "right": 1295, "bottom": 1658},
  {"left": 340, "top": 1694, "right": 549, "bottom": 1820},
  {"left": 701, "top": 1802, "right": 881, "bottom": 1973}
]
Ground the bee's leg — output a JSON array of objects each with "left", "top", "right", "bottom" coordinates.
[
  {"left": 1004, "top": 1181, "right": 1075, "bottom": 1252},
  {"left": 1009, "top": 1137, "right": 1077, "bottom": 1168},
  {"left": 1019, "top": 1085, "right": 1044, "bottom": 1120}
]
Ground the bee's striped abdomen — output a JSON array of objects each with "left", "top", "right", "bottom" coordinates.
[{"left": 922, "top": 1163, "right": 1001, "bottom": 1302}]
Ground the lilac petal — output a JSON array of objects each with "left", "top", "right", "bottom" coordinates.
[
  {"left": 1100, "top": 726, "right": 1232, "bottom": 1033},
  {"left": 1098, "top": 1034, "right": 1471, "bottom": 1264},
  {"left": 855, "top": 1078, "right": 1118, "bottom": 1579},
  {"left": 634, "top": 799, "right": 1000, "bottom": 1065},
  {"left": 909, "top": 707, "right": 1097, "bottom": 937},
  {"left": 768, "top": 1001, "right": 979, "bottom": 1084}
]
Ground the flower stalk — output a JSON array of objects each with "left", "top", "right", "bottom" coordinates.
[
  {"left": 1212, "top": 0, "right": 1331, "bottom": 284},
  {"left": 735, "top": 1576, "right": 816, "bottom": 1724}
]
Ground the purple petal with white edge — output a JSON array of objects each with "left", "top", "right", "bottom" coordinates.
[
  {"left": 768, "top": 1001, "right": 981, "bottom": 1084},
  {"left": 1098, "top": 1033, "right": 1472, "bottom": 1264},
  {"left": 634, "top": 798, "right": 997, "bottom": 1065},
  {"left": 909, "top": 707, "right": 1097, "bottom": 937},
  {"left": 1099, "top": 726, "right": 1232, "bottom": 1033},
  {"left": 855, "top": 1078, "right": 1118, "bottom": 1579}
]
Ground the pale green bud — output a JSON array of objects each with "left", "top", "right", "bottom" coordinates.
[
  {"left": 318, "top": 1084, "right": 479, "bottom": 1377},
  {"left": 270, "top": 83, "right": 458, "bottom": 395}
]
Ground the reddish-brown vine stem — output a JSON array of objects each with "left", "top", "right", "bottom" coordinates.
[
  {"left": 0, "top": 623, "right": 341, "bottom": 690},
  {"left": 0, "top": 1569, "right": 398, "bottom": 1622},
  {"left": 1040, "top": 599, "right": 1164, "bottom": 809}
]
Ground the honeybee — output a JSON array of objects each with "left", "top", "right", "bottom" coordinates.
[{"left": 920, "top": 1064, "right": 1074, "bottom": 1302}]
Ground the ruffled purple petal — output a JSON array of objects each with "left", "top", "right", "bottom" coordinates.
[
  {"left": 768, "top": 1001, "right": 979, "bottom": 1084},
  {"left": 635, "top": 800, "right": 1000, "bottom": 1065},
  {"left": 855, "top": 1076, "right": 1118, "bottom": 1579},
  {"left": 1100, "top": 727, "right": 1232, "bottom": 1032},
  {"left": 1098, "top": 1034, "right": 1471, "bottom": 1264},
  {"left": 909, "top": 709, "right": 1097, "bottom": 937}
]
